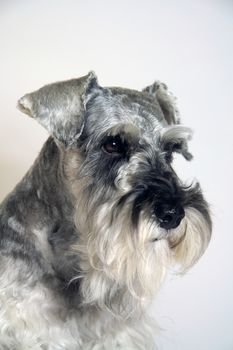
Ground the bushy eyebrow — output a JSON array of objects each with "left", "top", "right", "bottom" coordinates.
[
  {"left": 84, "top": 122, "right": 140, "bottom": 152},
  {"left": 106, "top": 123, "right": 140, "bottom": 138},
  {"left": 97, "top": 123, "right": 140, "bottom": 147},
  {"left": 160, "top": 125, "right": 193, "bottom": 144},
  {"left": 159, "top": 125, "right": 193, "bottom": 160}
]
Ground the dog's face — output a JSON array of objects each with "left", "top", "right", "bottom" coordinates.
[{"left": 18, "top": 72, "right": 212, "bottom": 311}]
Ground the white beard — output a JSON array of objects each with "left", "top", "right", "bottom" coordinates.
[{"left": 73, "top": 198, "right": 211, "bottom": 317}]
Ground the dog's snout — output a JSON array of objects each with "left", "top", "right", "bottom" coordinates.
[{"left": 155, "top": 204, "right": 185, "bottom": 230}]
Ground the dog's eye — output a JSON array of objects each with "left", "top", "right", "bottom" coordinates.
[{"left": 102, "top": 135, "right": 127, "bottom": 156}]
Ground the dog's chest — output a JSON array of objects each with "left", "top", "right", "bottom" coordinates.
[{"left": 0, "top": 276, "right": 148, "bottom": 350}]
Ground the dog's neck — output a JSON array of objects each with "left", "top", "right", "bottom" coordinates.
[
  {"left": 18, "top": 137, "right": 75, "bottom": 225},
  {"left": 0, "top": 138, "right": 81, "bottom": 285}
]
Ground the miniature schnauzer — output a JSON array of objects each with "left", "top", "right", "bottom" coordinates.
[{"left": 0, "top": 72, "right": 211, "bottom": 349}]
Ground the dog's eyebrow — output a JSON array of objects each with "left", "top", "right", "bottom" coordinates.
[
  {"left": 159, "top": 125, "right": 193, "bottom": 160},
  {"left": 85, "top": 123, "right": 140, "bottom": 151},
  {"left": 103, "top": 123, "right": 140, "bottom": 141},
  {"left": 160, "top": 125, "right": 193, "bottom": 144}
]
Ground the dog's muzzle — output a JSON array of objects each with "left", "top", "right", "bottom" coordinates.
[{"left": 129, "top": 171, "right": 186, "bottom": 230}]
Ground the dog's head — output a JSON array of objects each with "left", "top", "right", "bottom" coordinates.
[{"left": 18, "top": 72, "right": 212, "bottom": 311}]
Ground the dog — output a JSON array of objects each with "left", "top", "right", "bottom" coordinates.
[{"left": 0, "top": 72, "right": 212, "bottom": 349}]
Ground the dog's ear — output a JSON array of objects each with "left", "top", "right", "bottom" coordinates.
[
  {"left": 142, "top": 81, "right": 180, "bottom": 125},
  {"left": 17, "top": 71, "right": 99, "bottom": 147}
]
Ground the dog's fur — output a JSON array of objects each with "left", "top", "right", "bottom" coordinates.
[{"left": 0, "top": 72, "right": 211, "bottom": 349}]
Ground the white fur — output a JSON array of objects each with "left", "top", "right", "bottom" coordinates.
[
  {"left": 0, "top": 258, "right": 155, "bottom": 349},
  {"left": 8, "top": 217, "right": 25, "bottom": 235}
]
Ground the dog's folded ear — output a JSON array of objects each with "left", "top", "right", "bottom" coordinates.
[
  {"left": 142, "top": 81, "right": 180, "bottom": 125},
  {"left": 17, "top": 71, "right": 99, "bottom": 147}
]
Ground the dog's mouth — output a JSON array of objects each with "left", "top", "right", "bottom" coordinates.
[
  {"left": 152, "top": 235, "right": 167, "bottom": 243},
  {"left": 151, "top": 216, "right": 187, "bottom": 245},
  {"left": 151, "top": 229, "right": 170, "bottom": 243}
]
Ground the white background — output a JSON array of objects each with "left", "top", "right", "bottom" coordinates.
[{"left": 0, "top": 1, "right": 232, "bottom": 349}]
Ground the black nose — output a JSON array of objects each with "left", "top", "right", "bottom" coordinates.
[{"left": 155, "top": 204, "right": 185, "bottom": 230}]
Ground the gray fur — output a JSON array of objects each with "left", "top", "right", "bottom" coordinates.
[
  {"left": 18, "top": 71, "right": 98, "bottom": 146},
  {"left": 0, "top": 72, "right": 211, "bottom": 349}
]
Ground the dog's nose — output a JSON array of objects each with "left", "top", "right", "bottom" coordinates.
[{"left": 155, "top": 204, "right": 185, "bottom": 230}]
